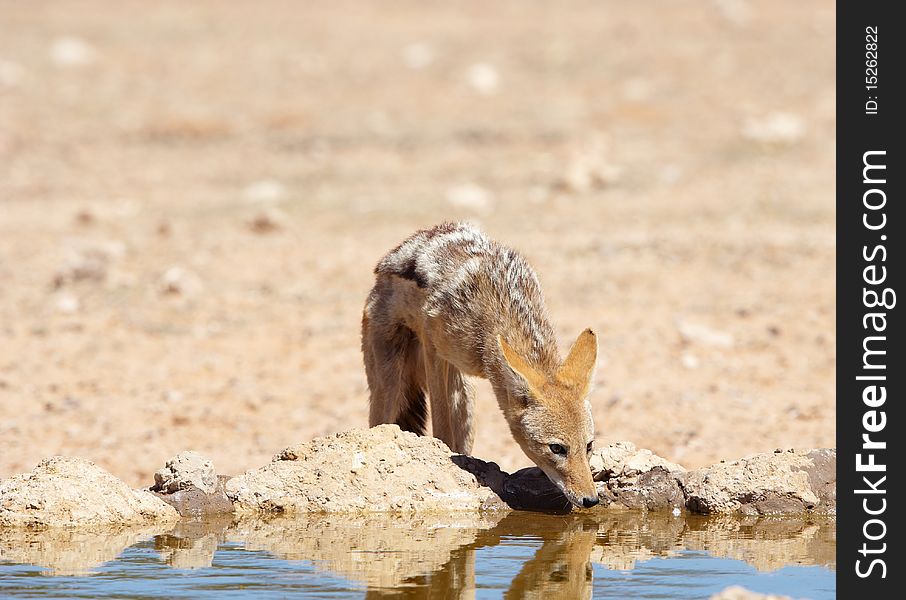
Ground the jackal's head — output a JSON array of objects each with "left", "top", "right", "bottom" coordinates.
[{"left": 498, "top": 329, "right": 599, "bottom": 509}]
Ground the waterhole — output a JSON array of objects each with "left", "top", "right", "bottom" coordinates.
[{"left": 0, "top": 511, "right": 835, "bottom": 598}]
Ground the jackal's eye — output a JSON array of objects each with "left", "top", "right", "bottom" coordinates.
[
  {"left": 586, "top": 441, "right": 594, "bottom": 454},
  {"left": 549, "top": 443, "right": 567, "bottom": 456}
]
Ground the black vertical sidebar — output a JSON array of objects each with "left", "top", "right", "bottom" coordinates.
[{"left": 837, "top": 1, "right": 902, "bottom": 597}]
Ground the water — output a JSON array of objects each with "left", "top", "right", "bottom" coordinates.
[{"left": 0, "top": 511, "right": 835, "bottom": 598}]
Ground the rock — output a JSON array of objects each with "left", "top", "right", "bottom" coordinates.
[
  {"left": 801, "top": 449, "right": 836, "bottom": 511},
  {"left": 710, "top": 586, "right": 793, "bottom": 600},
  {"left": 246, "top": 209, "right": 288, "bottom": 234},
  {"left": 591, "top": 442, "right": 685, "bottom": 479},
  {"left": 150, "top": 452, "right": 232, "bottom": 518},
  {"left": 153, "top": 451, "right": 218, "bottom": 494},
  {"left": 466, "top": 63, "right": 499, "bottom": 95},
  {"left": 683, "top": 449, "right": 833, "bottom": 515},
  {"left": 602, "top": 466, "right": 686, "bottom": 511},
  {"left": 681, "top": 352, "right": 700, "bottom": 369},
  {"left": 151, "top": 476, "right": 234, "bottom": 518},
  {"left": 0, "top": 457, "right": 178, "bottom": 528},
  {"left": 676, "top": 319, "right": 734, "bottom": 348},
  {"left": 590, "top": 443, "right": 686, "bottom": 511},
  {"left": 154, "top": 480, "right": 234, "bottom": 518},
  {"left": 242, "top": 179, "right": 286, "bottom": 204},
  {"left": 54, "top": 294, "right": 81, "bottom": 314},
  {"left": 225, "top": 425, "right": 504, "bottom": 514},
  {"left": 50, "top": 36, "right": 97, "bottom": 68},
  {"left": 742, "top": 112, "right": 805, "bottom": 146}
]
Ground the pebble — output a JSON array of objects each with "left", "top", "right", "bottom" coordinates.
[
  {"left": 50, "top": 36, "right": 97, "bottom": 67},
  {"left": 466, "top": 63, "right": 499, "bottom": 95}
]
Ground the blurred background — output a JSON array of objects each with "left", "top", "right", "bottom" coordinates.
[{"left": 0, "top": 1, "right": 835, "bottom": 485}]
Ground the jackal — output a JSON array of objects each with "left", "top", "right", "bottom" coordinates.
[{"left": 362, "top": 222, "right": 599, "bottom": 508}]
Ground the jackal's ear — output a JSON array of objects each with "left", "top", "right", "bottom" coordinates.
[
  {"left": 558, "top": 328, "right": 597, "bottom": 396},
  {"left": 497, "top": 335, "right": 546, "bottom": 398}
]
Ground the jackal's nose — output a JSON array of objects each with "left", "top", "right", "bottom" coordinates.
[{"left": 582, "top": 496, "right": 600, "bottom": 508}]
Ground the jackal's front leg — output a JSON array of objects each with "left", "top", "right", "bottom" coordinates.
[{"left": 424, "top": 350, "right": 474, "bottom": 454}]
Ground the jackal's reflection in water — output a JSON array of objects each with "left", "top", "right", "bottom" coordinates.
[
  {"left": 359, "top": 512, "right": 597, "bottom": 600},
  {"left": 354, "top": 513, "right": 597, "bottom": 599}
]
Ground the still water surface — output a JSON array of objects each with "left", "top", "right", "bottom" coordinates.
[{"left": 0, "top": 511, "right": 835, "bottom": 598}]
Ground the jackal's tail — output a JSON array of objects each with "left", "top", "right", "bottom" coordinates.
[{"left": 362, "top": 290, "right": 427, "bottom": 435}]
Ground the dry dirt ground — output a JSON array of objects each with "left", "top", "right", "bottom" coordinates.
[{"left": 0, "top": 1, "right": 835, "bottom": 486}]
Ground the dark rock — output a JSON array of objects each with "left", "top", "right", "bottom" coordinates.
[{"left": 151, "top": 476, "right": 234, "bottom": 518}]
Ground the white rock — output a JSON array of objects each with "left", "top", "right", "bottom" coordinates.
[
  {"left": 466, "top": 63, "right": 499, "bottom": 95},
  {"left": 0, "top": 457, "right": 178, "bottom": 527},
  {"left": 742, "top": 112, "right": 805, "bottom": 145},
  {"left": 50, "top": 37, "right": 97, "bottom": 67},
  {"left": 55, "top": 294, "right": 81, "bottom": 315},
  {"left": 681, "top": 352, "right": 700, "bottom": 369},
  {"left": 677, "top": 320, "right": 735, "bottom": 348},
  {"left": 243, "top": 180, "right": 286, "bottom": 204}
]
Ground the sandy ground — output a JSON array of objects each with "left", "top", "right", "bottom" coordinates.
[{"left": 0, "top": 1, "right": 835, "bottom": 486}]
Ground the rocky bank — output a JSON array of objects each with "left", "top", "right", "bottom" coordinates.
[{"left": 0, "top": 425, "right": 835, "bottom": 528}]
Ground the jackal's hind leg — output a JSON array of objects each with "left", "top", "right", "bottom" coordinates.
[
  {"left": 425, "top": 351, "right": 475, "bottom": 454},
  {"left": 362, "top": 311, "right": 427, "bottom": 435}
]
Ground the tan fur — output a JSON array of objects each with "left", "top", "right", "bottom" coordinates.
[{"left": 362, "top": 222, "right": 600, "bottom": 508}]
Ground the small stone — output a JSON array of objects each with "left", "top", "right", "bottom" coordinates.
[
  {"left": 50, "top": 36, "right": 97, "bottom": 67},
  {"left": 742, "top": 112, "right": 805, "bottom": 146},
  {"left": 681, "top": 352, "right": 700, "bottom": 369},
  {"left": 676, "top": 319, "right": 734, "bottom": 348},
  {"left": 55, "top": 294, "right": 80, "bottom": 314},
  {"left": 246, "top": 209, "right": 288, "bottom": 234},
  {"left": 243, "top": 180, "right": 286, "bottom": 204},
  {"left": 466, "top": 63, "right": 499, "bottom": 95}
]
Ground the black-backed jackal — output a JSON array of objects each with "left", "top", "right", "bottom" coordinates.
[{"left": 362, "top": 222, "right": 599, "bottom": 508}]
